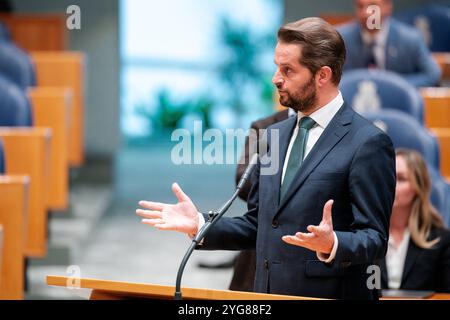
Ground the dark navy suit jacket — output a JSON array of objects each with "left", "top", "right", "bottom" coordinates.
[{"left": 200, "top": 103, "right": 396, "bottom": 299}]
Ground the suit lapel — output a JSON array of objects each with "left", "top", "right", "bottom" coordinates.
[
  {"left": 276, "top": 103, "right": 353, "bottom": 215},
  {"left": 384, "top": 21, "right": 399, "bottom": 70},
  {"left": 266, "top": 115, "right": 297, "bottom": 211}
]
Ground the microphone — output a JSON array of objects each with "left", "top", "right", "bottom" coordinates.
[
  {"left": 236, "top": 153, "right": 259, "bottom": 191},
  {"left": 174, "top": 139, "right": 268, "bottom": 300},
  {"left": 236, "top": 138, "right": 267, "bottom": 191}
]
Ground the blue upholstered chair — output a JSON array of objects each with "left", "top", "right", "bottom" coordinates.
[
  {"left": 395, "top": 4, "right": 450, "bottom": 52},
  {"left": 0, "top": 22, "right": 11, "bottom": 41},
  {"left": 364, "top": 110, "right": 439, "bottom": 170},
  {"left": 340, "top": 69, "right": 425, "bottom": 123},
  {"left": 0, "top": 40, "right": 36, "bottom": 89},
  {"left": 429, "top": 167, "right": 450, "bottom": 227}
]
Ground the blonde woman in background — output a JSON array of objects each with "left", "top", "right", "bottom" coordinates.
[{"left": 380, "top": 148, "right": 450, "bottom": 292}]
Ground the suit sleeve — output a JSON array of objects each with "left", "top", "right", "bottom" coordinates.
[
  {"left": 334, "top": 132, "right": 396, "bottom": 265},
  {"left": 403, "top": 32, "right": 441, "bottom": 87},
  {"left": 199, "top": 160, "right": 260, "bottom": 250}
]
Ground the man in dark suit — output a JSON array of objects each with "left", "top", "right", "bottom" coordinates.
[{"left": 137, "top": 17, "right": 396, "bottom": 299}]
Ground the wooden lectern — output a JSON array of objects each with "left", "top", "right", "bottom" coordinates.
[{"left": 46, "top": 275, "right": 320, "bottom": 300}]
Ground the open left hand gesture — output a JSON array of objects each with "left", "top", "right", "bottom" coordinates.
[
  {"left": 282, "top": 199, "right": 335, "bottom": 255},
  {"left": 136, "top": 183, "right": 199, "bottom": 235}
]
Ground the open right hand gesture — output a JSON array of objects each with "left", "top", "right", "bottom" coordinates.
[{"left": 136, "top": 183, "right": 199, "bottom": 235}]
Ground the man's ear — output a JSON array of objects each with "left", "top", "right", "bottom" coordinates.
[{"left": 316, "top": 66, "right": 333, "bottom": 87}]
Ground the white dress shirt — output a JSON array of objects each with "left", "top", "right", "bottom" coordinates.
[
  {"left": 386, "top": 229, "right": 410, "bottom": 289},
  {"left": 194, "top": 92, "right": 344, "bottom": 263},
  {"left": 361, "top": 19, "right": 390, "bottom": 69},
  {"left": 281, "top": 92, "right": 344, "bottom": 183}
]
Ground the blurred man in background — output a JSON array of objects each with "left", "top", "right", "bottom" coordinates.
[{"left": 338, "top": 0, "right": 441, "bottom": 87}]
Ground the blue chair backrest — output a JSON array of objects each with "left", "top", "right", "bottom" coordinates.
[
  {"left": 0, "top": 40, "right": 36, "bottom": 89},
  {"left": 340, "top": 69, "right": 424, "bottom": 123},
  {"left": 364, "top": 110, "right": 440, "bottom": 170},
  {"left": 0, "top": 74, "right": 33, "bottom": 126},
  {"left": 0, "top": 138, "right": 4, "bottom": 174},
  {"left": 0, "top": 22, "right": 11, "bottom": 41},
  {"left": 395, "top": 4, "right": 450, "bottom": 52},
  {"left": 428, "top": 167, "right": 450, "bottom": 227},
  {"left": 443, "top": 186, "right": 450, "bottom": 227}
]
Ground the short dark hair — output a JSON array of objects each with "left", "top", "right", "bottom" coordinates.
[{"left": 277, "top": 17, "right": 346, "bottom": 85}]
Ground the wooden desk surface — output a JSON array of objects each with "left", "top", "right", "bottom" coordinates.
[{"left": 47, "top": 275, "right": 450, "bottom": 300}]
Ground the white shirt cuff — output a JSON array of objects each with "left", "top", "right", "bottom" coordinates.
[
  {"left": 316, "top": 232, "right": 338, "bottom": 263},
  {"left": 188, "top": 212, "right": 206, "bottom": 241}
]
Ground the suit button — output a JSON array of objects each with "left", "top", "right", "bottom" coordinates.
[
  {"left": 264, "top": 259, "right": 269, "bottom": 269},
  {"left": 271, "top": 220, "right": 279, "bottom": 228},
  {"left": 340, "top": 262, "right": 351, "bottom": 268}
]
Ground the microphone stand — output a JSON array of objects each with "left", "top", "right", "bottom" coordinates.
[{"left": 174, "top": 153, "right": 259, "bottom": 300}]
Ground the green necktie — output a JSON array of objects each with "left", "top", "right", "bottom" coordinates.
[{"left": 280, "top": 116, "right": 316, "bottom": 201}]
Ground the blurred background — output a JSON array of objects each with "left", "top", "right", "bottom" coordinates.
[{"left": 0, "top": 0, "right": 449, "bottom": 299}]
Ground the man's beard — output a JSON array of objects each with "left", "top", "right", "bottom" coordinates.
[{"left": 278, "top": 77, "right": 317, "bottom": 113}]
